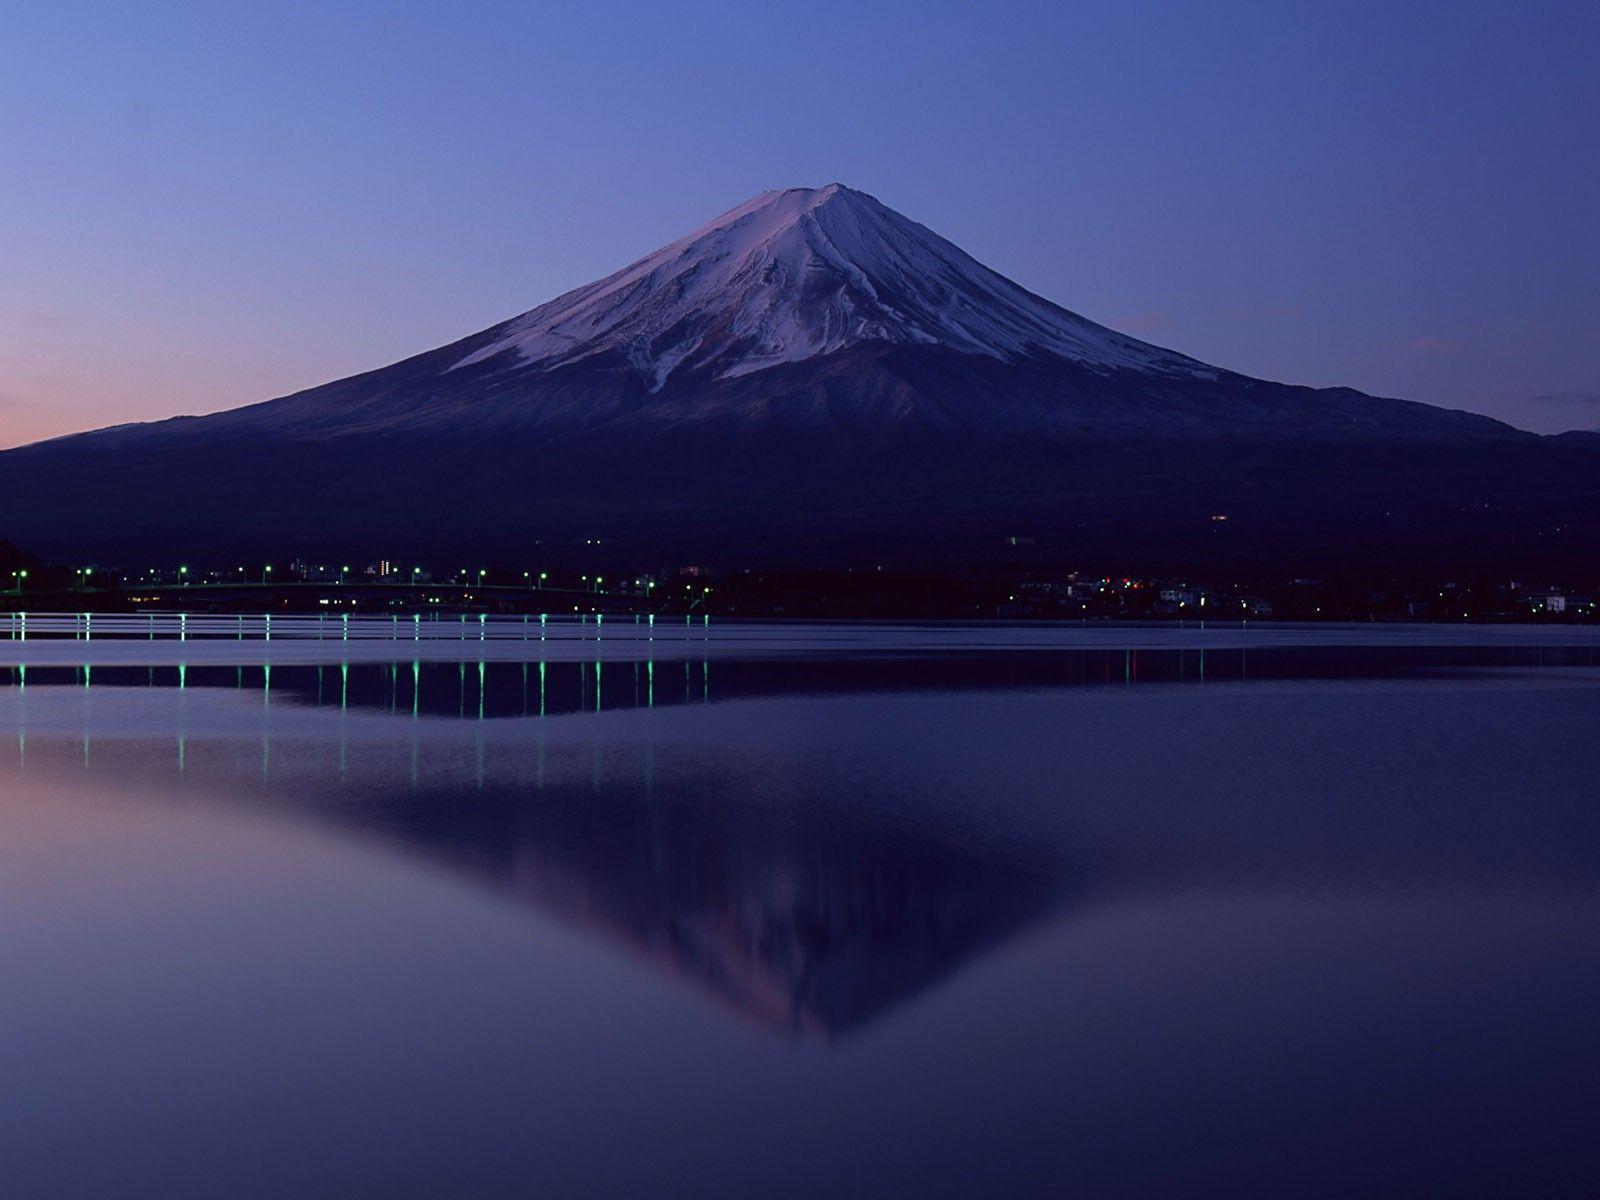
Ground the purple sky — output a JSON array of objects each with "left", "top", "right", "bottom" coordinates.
[{"left": 3, "top": 1, "right": 1597, "bottom": 448}]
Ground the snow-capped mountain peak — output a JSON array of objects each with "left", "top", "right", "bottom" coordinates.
[{"left": 453, "top": 184, "right": 1212, "bottom": 389}]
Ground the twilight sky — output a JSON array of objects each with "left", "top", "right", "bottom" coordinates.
[{"left": 3, "top": 0, "right": 1597, "bottom": 448}]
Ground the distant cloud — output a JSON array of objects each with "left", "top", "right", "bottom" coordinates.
[
  {"left": 1530, "top": 390, "right": 1600, "bottom": 407},
  {"left": 1129, "top": 303, "right": 1301, "bottom": 330},
  {"left": 1114, "top": 310, "right": 1170, "bottom": 335},
  {"left": 1215, "top": 302, "right": 1301, "bottom": 322},
  {"left": 1410, "top": 335, "right": 1464, "bottom": 354},
  {"left": 11, "top": 310, "right": 68, "bottom": 331}
]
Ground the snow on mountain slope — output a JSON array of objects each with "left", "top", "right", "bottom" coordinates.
[{"left": 454, "top": 184, "right": 1216, "bottom": 390}]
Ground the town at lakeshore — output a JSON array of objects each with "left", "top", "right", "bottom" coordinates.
[{"left": 0, "top": 541, "right": 1588, "bottom": 622}]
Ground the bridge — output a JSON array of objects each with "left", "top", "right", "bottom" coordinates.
[
  {"left": 0, "top": 579, "right": 711, "bottom": 617},
  {"left": 1, "top": 608, "right": 708, "bottom": 643}
]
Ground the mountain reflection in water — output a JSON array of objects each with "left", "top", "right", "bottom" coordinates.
[
  {"left": 4, "top": 681, "right": 1060, "bottom": 1037},
  {"left": 6, "top": 642, "right": 1598, "bottom": 1036},
  {"left": 361, "top": 776, "right": 1056, "bottom": 1036}
]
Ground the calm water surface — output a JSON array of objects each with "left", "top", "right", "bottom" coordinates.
[{"left": 3, "top": 625, "right": 1598, "bottom": 1198}]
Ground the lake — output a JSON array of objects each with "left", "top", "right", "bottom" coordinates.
[{"left": 4, "top": 621, "right": 1599, "bottom": 1198}]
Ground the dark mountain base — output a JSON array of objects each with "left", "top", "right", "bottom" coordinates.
[{"left": 5, "top": 425, "right": 1598, "bottom": 578}]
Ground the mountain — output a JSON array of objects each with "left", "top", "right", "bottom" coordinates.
[
  {"left": 454, "top": 183, "right": 1212, "bottom": 388},
  {"left": 3, "top": 183, "right": 1598, "bottom": 573}
]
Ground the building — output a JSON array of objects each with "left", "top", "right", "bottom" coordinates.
[{"left": 1514, "top": 584, "right": 1567, "bottom": 614}]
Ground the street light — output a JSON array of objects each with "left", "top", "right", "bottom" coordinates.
[
  {"left": 262, "top": 564, "right": 273, "bottom": 584},
  {"left": 179, "top": 565, "right": 189, "bottom": 586}
]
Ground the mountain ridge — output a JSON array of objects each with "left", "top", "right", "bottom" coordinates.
[{"left": 1, "top": 183, "right": 1595, "bottom": 571}]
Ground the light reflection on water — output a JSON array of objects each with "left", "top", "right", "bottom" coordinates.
[
  {"left": 3, "top": 637, "right": 1600, "bottom": 1198},
  {"left": 7, "top": 638, "right": 1600, "bottom": 722}
]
